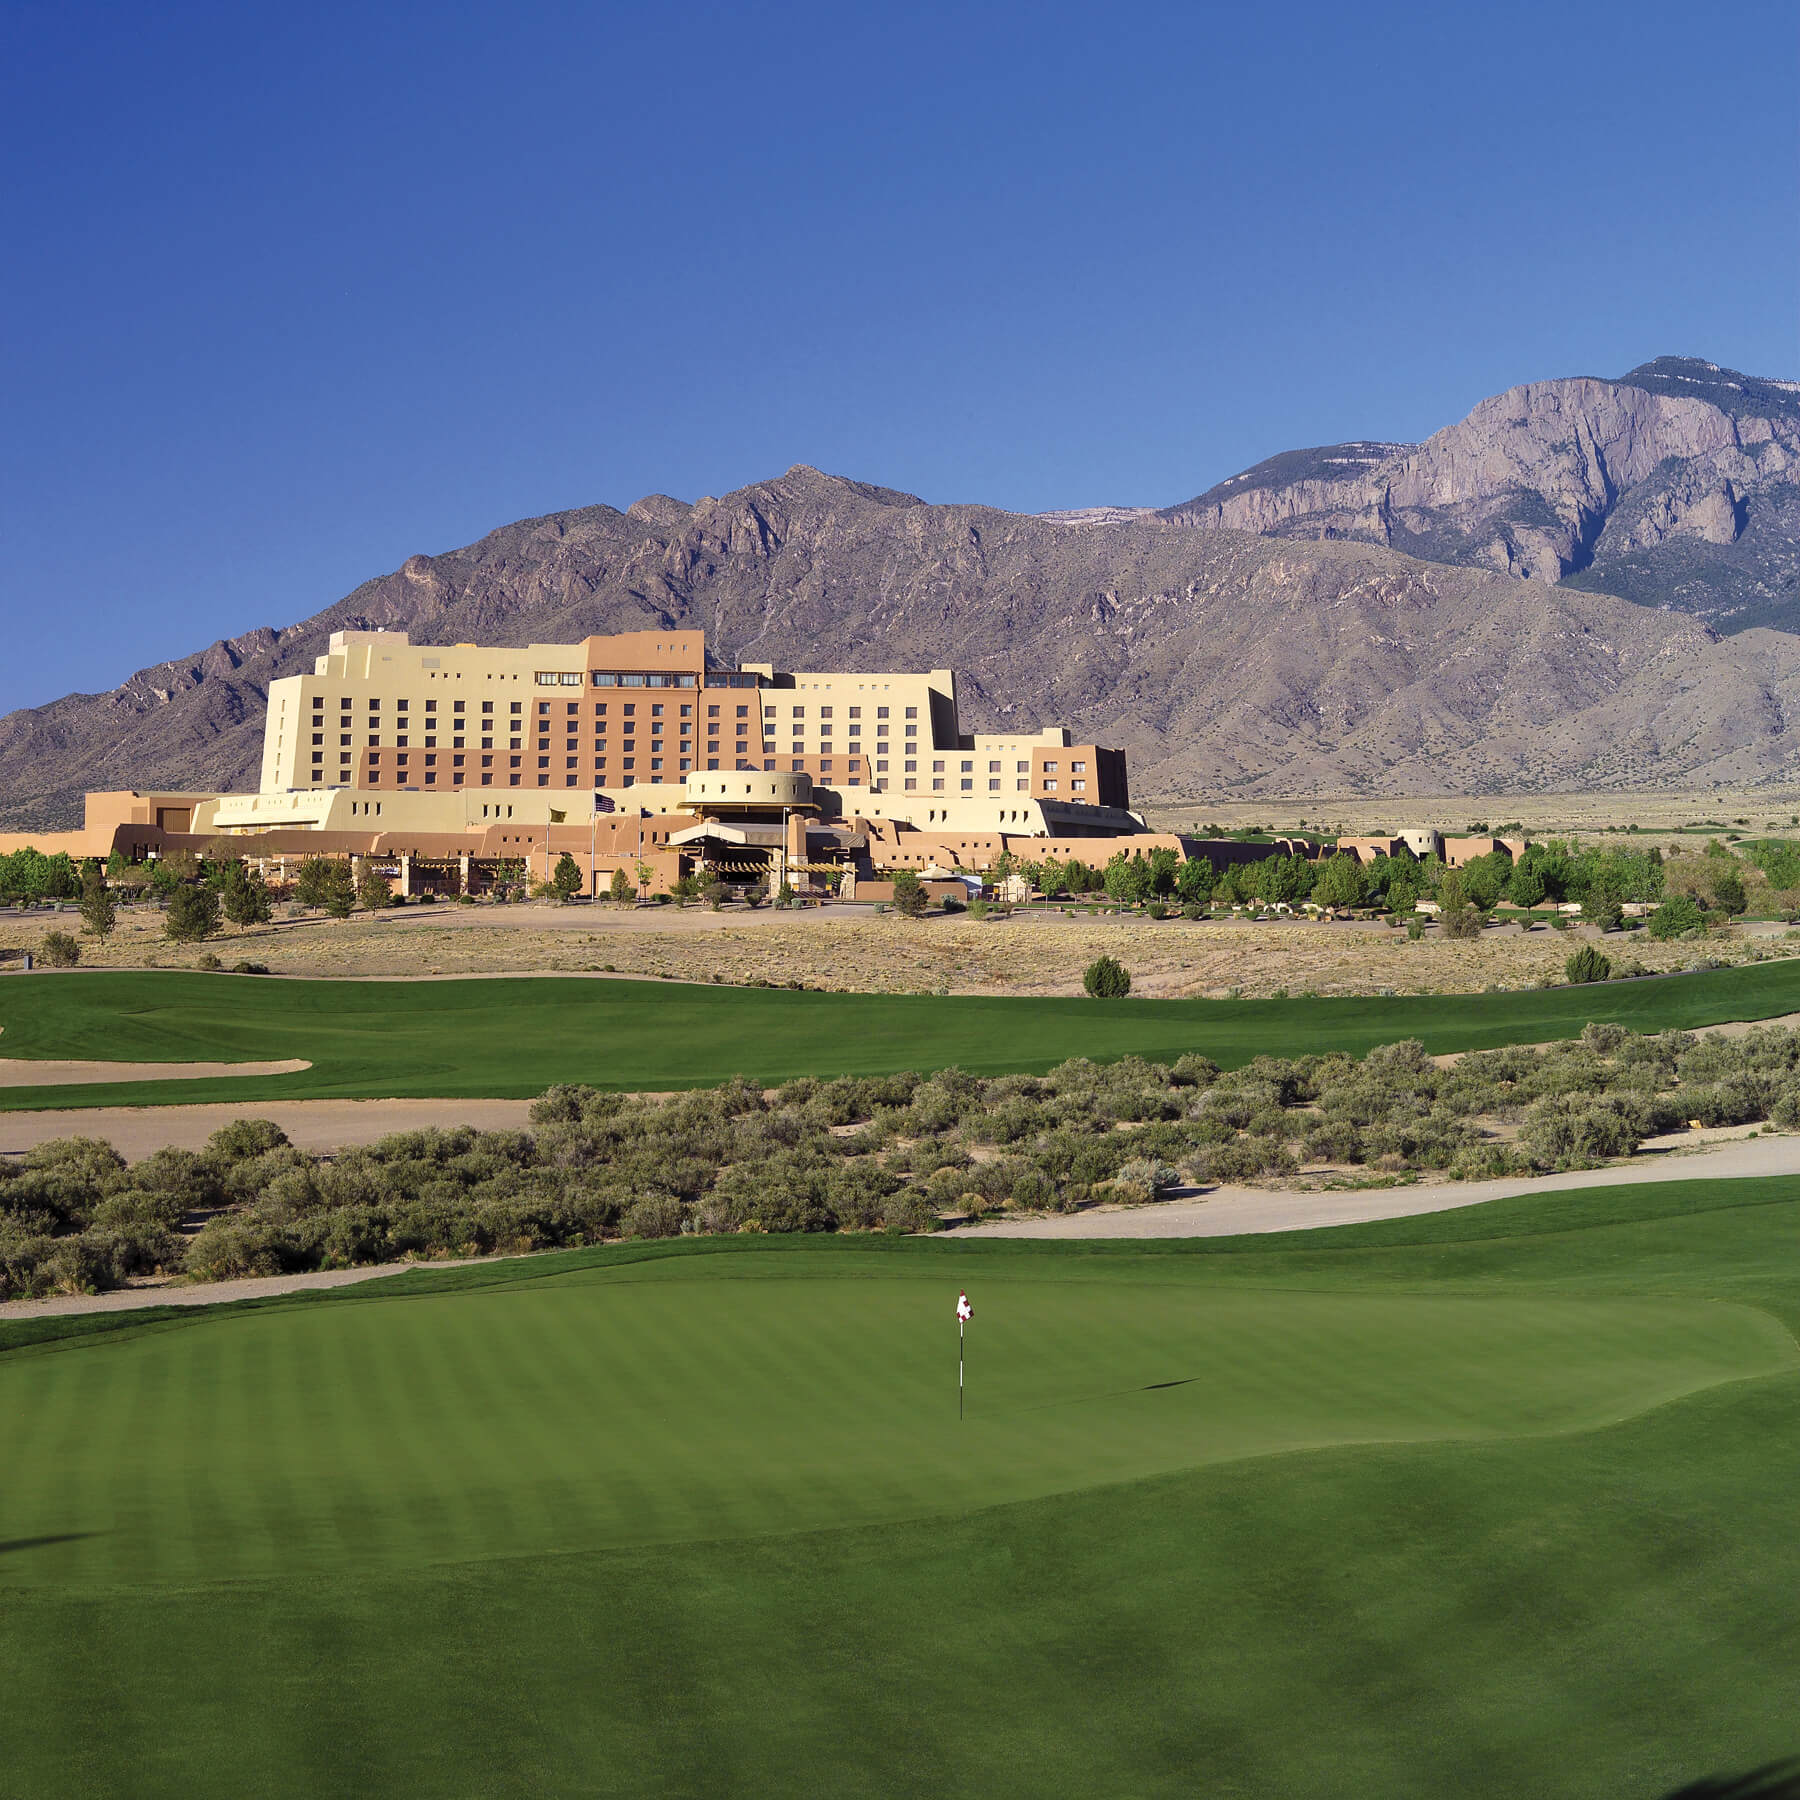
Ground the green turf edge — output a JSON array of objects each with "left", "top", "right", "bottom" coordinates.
[
  {"left": 9, "top": 1171, "right": 1799, "bottom": 1360},
  {"left": 5, "top": 957, "right": 1800, "bottom": 1110}
]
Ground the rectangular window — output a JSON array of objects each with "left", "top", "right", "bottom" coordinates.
[
  {"left": 1043, "top": 761, "right": 1058, "bottom": 773},
  {"left": 905, "top": 706, "right": 917, "bottom": 719},
  {"left": 931, "top": 778, "right": 944, "bottom": 791},
  {"left": 932, "top": 760, "right": 945, "bottom": 773},
  {"left": 989, "top": 779, "right": 1001, "bottom": 790},
  {"left": 509, "top": 755, "right": 521, "bottom": 768},
  {"left": 1072, "top": 779, "right": 1087, "bottom": 792},
  {"left": 987, "top": 760, "right": 1000, "bottom": 772},
  {"left": 904, "top": 778, "right": 917, "bottom": 791},
  {"left": 1044, "top": 780, "right": 1058, "bottom": 792},
  {"left": 537, "top": 756, "right": 550, "bottom": 768},
  {"left": 1071, "top": 760, "right": 1086, "bottom": 773}
]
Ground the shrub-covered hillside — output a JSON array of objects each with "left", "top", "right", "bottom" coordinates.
[{"left": 9, "top": 1023, "right": 1800, "bottom": 1300}]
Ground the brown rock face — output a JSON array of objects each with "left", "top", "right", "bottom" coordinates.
[
  {"left": 1161, "top": 358, "right": 1800, "bottom": 630},
  {"left": 8, "top": 459, "right": 1800, "bottom": 828}
]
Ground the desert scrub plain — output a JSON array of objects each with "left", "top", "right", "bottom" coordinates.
[
  {"left": 5, "top": 900, "right": 1783, "bottom": 998},
  {"left": 9, "top": 1022, "right": 1800, "bottom": 1301}
]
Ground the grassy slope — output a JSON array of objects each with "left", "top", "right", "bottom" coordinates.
[
  {"left": 8, "top": 956, "right": 1800, "bottom": 1109},
  {"left": 3, "top": 1177, "right": 1800, "bottom": 1798}
]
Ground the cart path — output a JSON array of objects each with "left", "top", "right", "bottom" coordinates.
[{"left": 949, "top": 1128, "right": 1800, "bottom": 1239}]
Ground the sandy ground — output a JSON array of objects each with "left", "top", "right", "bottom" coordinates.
[
  {"left": 0, "top": 1056, "right": 310, "bottom": 1089},
  {"left": 1, "top": 899, "right": 1776, "bottom": 999},
  {"left": 951, "top": 1129, "right": 1800, "bottom": 1239},
  {"left": 0, "top": 1096, "right": 538, "bottom": 1158}
]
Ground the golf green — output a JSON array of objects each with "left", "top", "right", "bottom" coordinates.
[
  {"left": 4, "top": 1177, "right": 1800, "bottom": 1797},
  {"left": 7, "top": 954, "right": 1800, "bottom": 1109}
]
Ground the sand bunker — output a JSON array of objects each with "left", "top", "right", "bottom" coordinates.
[{"left": 0, "top": 1057, "right": 311, "bottom": 1089}]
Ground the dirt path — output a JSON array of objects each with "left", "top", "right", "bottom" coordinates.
[
  {"left": 950, "top": 1131, "right": 1800, "bottom": 1239},
  {"left": 0, "top": 1096, "right": 537, "bottom": 1158},
  {"left": 0, "top": 1255, "right": 507, "bottom": 1322}
]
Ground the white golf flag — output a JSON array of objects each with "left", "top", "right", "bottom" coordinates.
[{"left": 957, "top": 1291, "right": 972, "bottom": 1322}]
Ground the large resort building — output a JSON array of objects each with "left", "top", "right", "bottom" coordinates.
[{"left": 12, "top": 629, "right": 1167, "bottom": 896}]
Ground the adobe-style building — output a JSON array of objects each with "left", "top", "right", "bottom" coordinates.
[{"left": 1, "top": 629, "right": 1159, "bottom": 895}]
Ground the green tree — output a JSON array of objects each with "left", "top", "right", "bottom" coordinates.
[
  {"left": 1103, "top": 854, "right": 1153, "bottom": 905},
  {"left": 1564, "top": 944, "right": 1612, "bottom": 984},
  {"left": 1647, "top": 895, "right": 1706, "bottom": 940},
  {"left": 608, "top": 867, "right": 632, "bottom": 904},
  {"left": 551, "top": 853, "right": 584, "bottom": 902},
  {"left": 165, "top": 885, "right": 221, "bottom": 943},
  {"left": 1083, "top": 955, "right": 1132, "bottom": 998},
  {"left": 1311, "top": 854, "right": 1366, "bottom": 910},
  {"left": 220, "top": 861, "right": 273, "bottom": 927},
  {"left": 355, "top": 866, "right": 393, "bottom": 912},
  {"left": 1458, "top": 852, "right": 1510, "bottom": 911},
  {"left": 1258, "top": 853, "right": 1315, "bottom": 905},
  {"left": 1174, "top": 856, "right": 1214, "bottom": 904},
  {"left": 891, "top": 870, "right": 927, "bottom": 918},
  {"left": 1508, "top": 862, "right": 1546, "bottom": 909},
  {"left": 294, "top": 858, "right": 335, "bottom": 907},
  {"left": 1147, "top": 847, "right": 1181, "bottom": 896},
  {"left": 79, "top": 864, "right": 116, "bottom": 939},
  {"left": 1712, "top": 870, "right": 1747, "bottom": 916}
]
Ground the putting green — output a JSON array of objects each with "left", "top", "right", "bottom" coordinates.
[
  {"left": 1, "top": 1258, "right": 1789, "bottom": 1592},
  {"left": 8, "top": 1187, "right": 1800, "bottom": 1799}
]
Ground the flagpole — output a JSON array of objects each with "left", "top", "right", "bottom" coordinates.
[{"left": 959, "top": 1316, "right": 964, "bottom": 1420}]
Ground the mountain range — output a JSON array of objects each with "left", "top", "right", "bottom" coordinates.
[{"left": 4, "top": 355, "right": 1798, "bottom": 829}]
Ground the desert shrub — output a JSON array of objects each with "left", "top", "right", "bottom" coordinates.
[
  {"left": 1565, "top": 944, "right": 1611, "bottom": 984},
  {"left": 1301, "top": 1117, "right": 1365, "bottom": 1165},
  {"left": 1111, "top": 1157, "right": 1178, "bottom": 1203},
  {"left": 1580, "top": 1022, "right": 1628, "bottom": 1054},
  {"left": 206, "top": 1118, "right": 292, "bottom": 1163},
  {"left": 1520, "top": 1096, "right": 1644, "bottom": 1169},
  {"left": 1083, "top": 955, "right": 1131, "bottom": 998},
  {"left": 40, "top": 930, "right": 80, "bottom": 966},
  {"left": 1439, "top": 904, "right": 1482, "bottom": 940}
]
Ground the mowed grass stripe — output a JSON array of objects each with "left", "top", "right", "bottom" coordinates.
[
  {"left": 10, "top": 959, "right": 1800, "bottom": 1109},
  {"left": 1, "top": 1278, "right": 1789, "bottom": 1594}
]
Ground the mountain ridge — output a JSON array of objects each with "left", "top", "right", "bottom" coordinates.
[
  {"left": 1161, "top": 357, "right": 1800, "bottom": 630},
  {"left": 6, "top": 359, "right": 1800, "bottom": 831}
]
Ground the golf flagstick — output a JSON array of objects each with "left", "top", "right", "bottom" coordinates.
[{"left": 956, "top": 1290, "right": 972, "bottom": 1418}]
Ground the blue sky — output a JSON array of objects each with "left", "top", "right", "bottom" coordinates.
[{"left": 3, "top": 0, "right": 1795, "bottom": 714}]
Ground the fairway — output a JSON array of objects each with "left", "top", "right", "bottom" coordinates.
[
  {"left": 5, "top": 1179, "right": 1800, "bottom": 1799},
  {"left": 8, "top": 957, "right": 1800, "bottom": 1108}
]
